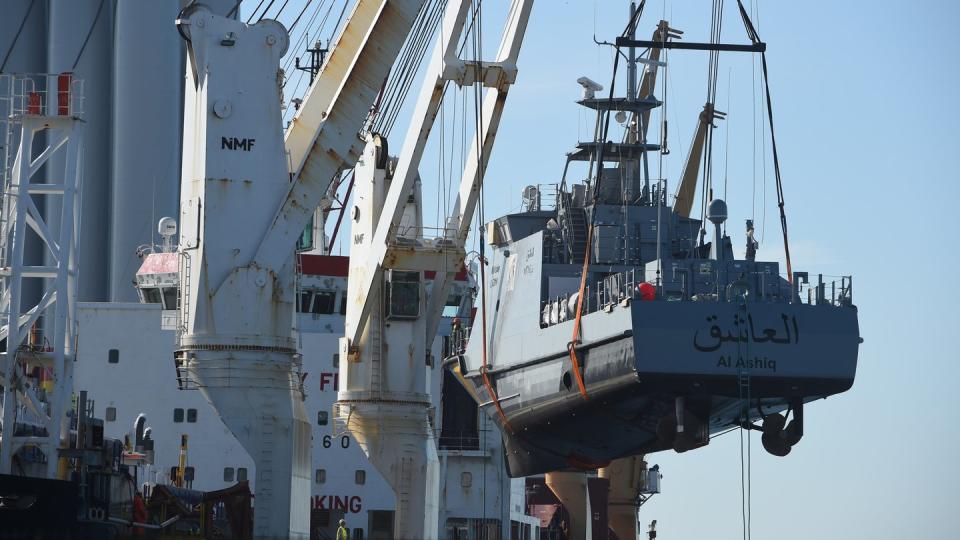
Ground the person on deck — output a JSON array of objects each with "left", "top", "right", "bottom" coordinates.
[
  {"left": 336, "top": 519, "right": 349, "bottom": 540},
  {"left": 451, "top": 317, "right": 463, "bottom": 352}
]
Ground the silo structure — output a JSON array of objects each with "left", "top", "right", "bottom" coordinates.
[
  {"left": 109, "top": 0, "right": 185, "bottom": 301},
  {"left": 47, "top": 0, "right": 114, "bottom": 302}
]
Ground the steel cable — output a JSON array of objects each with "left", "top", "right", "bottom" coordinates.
[
  {"left": 72, "top": 0, "right": 107, "bottom": 71},
  {"left": 0, "top": 0, "right": 37, "bottom": 73}
]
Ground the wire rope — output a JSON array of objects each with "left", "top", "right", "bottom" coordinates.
[
  {"left": 72, "top": 0, "right": 107, "bottom": 71},
  {"left": 256, "top": 0, "right": 280, "bottom": 21},
  {"left": 290, "top": 0, "right": 318, "bottom": 31},
  {"left": 735, "top": 0, "right": 792, "bottom": 280},
  {"left": 245, "top": 0, "right": 267, "bottom": 23},
  {"left": 328, "top": 0, "right": 351, "bottom": 46},
  {"left": 0, "top": 0, "right": 36, "bottom": 73},
  {"left": 281, "top": 0, "right": 336, "bottom": 79},
  {"left": 750, "top": 0, "right": 757, "bottom": 222},
  {"left": 267, "top": 0, "right": 292, "bottom": 22},
  {"left": 378, "top": 0, "right": 447, "bottom": 136},
  {"left": 470, "top": 0, "right": 513, "bottom": 431},
  {"left": 723, "top": 67, "right": 731, "bottom": 205}
]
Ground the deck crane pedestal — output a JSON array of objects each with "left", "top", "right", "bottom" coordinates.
[
  {"left": 173, "top": 1, "right": 425, "bottom": 537},
  {"left": 337, "top": 1, "right": 534, "bottom": 538},
  {"left": 0, "top": 73, "right": 84, "bottom": 480}
]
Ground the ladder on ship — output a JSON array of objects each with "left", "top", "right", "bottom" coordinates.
[{"left": 561, "top": 192, "right": 589, "bottom": 263}]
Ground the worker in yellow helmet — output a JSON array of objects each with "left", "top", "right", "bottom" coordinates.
[{"left": 336, "top": 519, "right": 349, "bottom": 540}]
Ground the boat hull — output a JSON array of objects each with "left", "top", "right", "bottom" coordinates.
[{"left": 460, "top": 300, "right": 859, "bottom": 477}]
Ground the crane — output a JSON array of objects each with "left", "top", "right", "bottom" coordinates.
[
  {"left": 336, "top": 0, "right": 534, "bottom": 537},
  {"left": 173, "top": 1, "right": 425, "bottom": 537},
  {"left": 175, "top": 0, "right": 532, "bottom": 536}
]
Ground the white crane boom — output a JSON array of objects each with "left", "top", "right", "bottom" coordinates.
[
  {"left": 173, "top": 2, "right": 425, "bottom": 537},
  {"left": 258, "top": 0, "right": 424, "bottom": 271},
  {"left": 344, "top": 0, "right": 534, "bottom": 349},
  {"left": 335, "top": 1, "right": 534, "bottom": 538}
]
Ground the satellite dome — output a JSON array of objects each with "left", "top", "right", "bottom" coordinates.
[
  {"left": 158, "top": 217, "right": 177, "bottom": 237},
  {"left": 706, "top": 199, "right": 727, "bottom": 225}
]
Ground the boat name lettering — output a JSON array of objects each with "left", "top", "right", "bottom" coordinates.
[
  {"left": 715, "top": 355, "right": 777, "bottom": 372},
  {"left": 526, "top": 247, "right": 535, "bottom": 260},
  {"left": 693, "top": 313, "right": 799, "bottom": 352},
  {"left": 311, "top": 494, "right": 362, "bottom": 513},
  {"left": 220, "top": 136, "right": 256, "bottom": 151}
]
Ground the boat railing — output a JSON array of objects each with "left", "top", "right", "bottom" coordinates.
[
  {"left": 438, "top": 432, "right": 481, "bottom": 451},
  {"left": 792, "top": 273, "right": 854, "bottom": 308},
  {"left": 388, "top": 223, "right": 463, "bottom": 247},
  {"left": 523, "top": 183, "right": 559, "bottom": 211},
  {"left": 539, "top": 267, "right": 854, "bottom": 327}
]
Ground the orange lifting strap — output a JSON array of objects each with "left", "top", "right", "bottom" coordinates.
[
  {"left": 567, "top": 224, "right": 592, "bottom": 400},
  {"left": 477, "top": 252, "right": 515, "bottom": 433}
]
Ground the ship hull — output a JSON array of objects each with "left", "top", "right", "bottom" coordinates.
[{"left": 461, "top": 299, "right": 859, "bottom": 477}]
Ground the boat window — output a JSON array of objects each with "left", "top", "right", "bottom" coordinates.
[
  {"left": 386, "top": 271, "right": 420, "bottom": 319},
  {"left": 355, "top": 469, "right": 366, "bottom": 485},
  {"left": 161, "top": 287, "right": 178, "bottom": 310},
  {"left": 299, "top": 291, "right": 312, "bottom": 313},
  {"left": 184, "top": 466, "right": 195, "bottom": 488},
  {"left": 223, "top": 467, "right": 234, "bottom": 482},
  {"left": 186, "top": 408, "right": 197, "bottom": 423},
  {"left": 317, "top": 411, "right": 328, "bottom": 426},
  {"left": 339, "top": 293, "right": 347, "bottom": 315},
  {"left": 353, "top": 530, "right": 364, "bottom": 540},
  {"left": 106, "top": 406, "right": 116, "bottom": 422},
  {"left": 173, "top": 408, "right": 184, "bottom": 423},
  {"left": 237, "top": 468, "right": 248, "bottom": 482},
  {"left": 315, "top": 469, "right": 326, "bottom": 484},
  {"left": 108, "top": 349, "right": 119, "bottom": 364}
]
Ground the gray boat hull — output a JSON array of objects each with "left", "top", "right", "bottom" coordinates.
[{"left": 459, "top": 299, "right": 859, "bottom": 477}]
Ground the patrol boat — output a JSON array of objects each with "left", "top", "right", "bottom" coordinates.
[{"left": 451, "top": 13, "right": 861, "bottom": 477}]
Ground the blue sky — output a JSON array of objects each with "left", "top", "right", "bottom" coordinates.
[{"left": 272, "top": 0, "right": 960, "bottom": 537}]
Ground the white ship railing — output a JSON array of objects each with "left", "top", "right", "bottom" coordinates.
[
  {"left": 538, "top": 267, "right": 854, "bottom": 328},
  {"left": 0, "top": 73, "right": 85, "bottom": 119}
]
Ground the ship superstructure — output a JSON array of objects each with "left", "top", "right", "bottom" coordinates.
[{"left": 73, "top": 247, "right": 537, "bottom": 538}]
